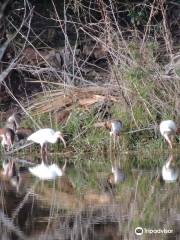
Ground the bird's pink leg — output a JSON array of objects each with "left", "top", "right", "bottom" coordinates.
[
  {"left": 41, "top": 145, "right": 45, "bottom": 159},
  {"left": 9, "top": 139, "right": 13, "bottom": 151},
  {"left": 40, "top": 144, "right": 48, "bottom": 162},
  {"left": 164, "top": 134, "right": 172, "bottom": 149},
  {"left": 116, "top": 135, "right": 120, "bottom": 148},
  {"left": 170, "top": 135, "right": 174, "bottom": 145},
  {"left": 113, "top": 134, "right": 120, "bottom": 149},
  {"left": 45, "top": 144, "right": 48, "bottom": 157},
  {"left": 113, "top": 134, "right": 116, "bottom": 149},
  {"left": 109, "top": 134, "right": 112, "bottom": 153}
]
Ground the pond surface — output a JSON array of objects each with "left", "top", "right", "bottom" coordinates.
[{"left": 0, "top": 148, "right": 179, "bottom": 240}]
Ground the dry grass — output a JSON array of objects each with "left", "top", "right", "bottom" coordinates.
[{"left": 0, "top": 1, "right": 179, "bottom": 128}]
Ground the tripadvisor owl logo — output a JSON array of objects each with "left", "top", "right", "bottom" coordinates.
[
  {"left": 135, "top": 227, "right": 144, "bottom": 235},
  {"left": 135, "top": 226, "right": 173, "bottom": 235}
]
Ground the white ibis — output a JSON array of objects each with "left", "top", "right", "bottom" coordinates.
[
  {"left": 28, "top": 160, "right": 66, "bottom": 180},
  {"left": 162, "top": 154, "right": 178, "bottom": 182},
  {"left": 0, "top": 127, "right": 15, "bottom": 151},
  {"left": 27, "top": 128, "right": 66, "bottom": 158},
  {"left": 105, "top": 120, "right": 123, "bottom": 147},
  {"left": 159, "top": 120, "right": 178, "bottom": 149},
  {"left": 5, "top": 113, "right": 22, "bottom": 131}
]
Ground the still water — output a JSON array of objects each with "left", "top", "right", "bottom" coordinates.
[{"left": 0, "top": 149, "right": 179, "bottom": 240}]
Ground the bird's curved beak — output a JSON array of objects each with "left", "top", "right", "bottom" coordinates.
[{"left": 59, "top": 133, "right": 66, "bottom": 148}]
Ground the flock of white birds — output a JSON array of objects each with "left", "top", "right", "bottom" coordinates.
[{"left": 0, "top": 113, "right": 179, "bottom": 182}]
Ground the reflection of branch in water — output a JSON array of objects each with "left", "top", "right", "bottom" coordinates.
[
  {"left": 0, "top": 210, "right": 27, "bottom": 240},
  {"left": 55, "top": 204, "right": 126, "bottom": 240},
  {"left": 11, "top": 180, "right": 39, "bottom": 221}
]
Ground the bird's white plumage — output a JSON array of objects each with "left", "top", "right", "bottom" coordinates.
[
  {"left": 110, "top": 121, "right": 122, "bottom": 136},
  {"left": 162, "top": 165, "right": 178, "bottom": 182},
  {"left": 112, "top": 122, "right": 122, "bottom": 132},
  {"left": 27, "top": 128, "right": 60, "bottom": 146},
  {"left": 27, "top": 128, "right": 66, "bottom": 158},
  {"left": 49, "top": 164, "right": 63, "bottom": 176},
  {"left": 29, "top": 161, "right": 63, "bottom": 180},
  {"left": 159, "top": 120, "right": 177, "bottom": 149},
  {"left": 159, "top": 120, "right": 177, "bottom": 137}
]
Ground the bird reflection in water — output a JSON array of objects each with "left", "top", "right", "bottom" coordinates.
[
  {"left": 28, "top": 158, "right": 67, "bottom": 180},
  {"left": 107, "top": 165, "right": 125, "bottom": 188},
  {"left": 1, "top": 157, "right": 75, "bottom": 195},
  {"left": 84, "top": 162, "right": 126, "bottom": 206},
  {"left": 105, "top": 163, "right": 125, "bottom": 199},
  {"left": 28, "top": 157, "right": 75, "bottom": 194},
  {"left": 161, "top": 154, "right": 179, "bottom": 183},
  {"left": 1, "top": 159, "right": 29, "bottom": 194}
]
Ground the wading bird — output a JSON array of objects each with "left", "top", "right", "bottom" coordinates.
[
  {"left": 105, "top": 120, "right": 123, "bottom": 147},
  {"left": 159, "top": 120, "right": 179, "bottom": 149},
  {"left": 28, "top": 160, "right": 67, "bottom": 180},
  {"left": 5, "top": 112, "right": 22, "bottom": 131},
  {"left": 162, "top": 154, "right": 178, "bottom": 182},
  {"left": 0, "top": 127, "right": 15, "bottom": 151},
  {"left": 27, "top": 128, "right": 66, "bottom": 158}
]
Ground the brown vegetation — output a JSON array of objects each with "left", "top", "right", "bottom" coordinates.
[{"left": 0, "top": 1, "right": 179, "bottom": 129}]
